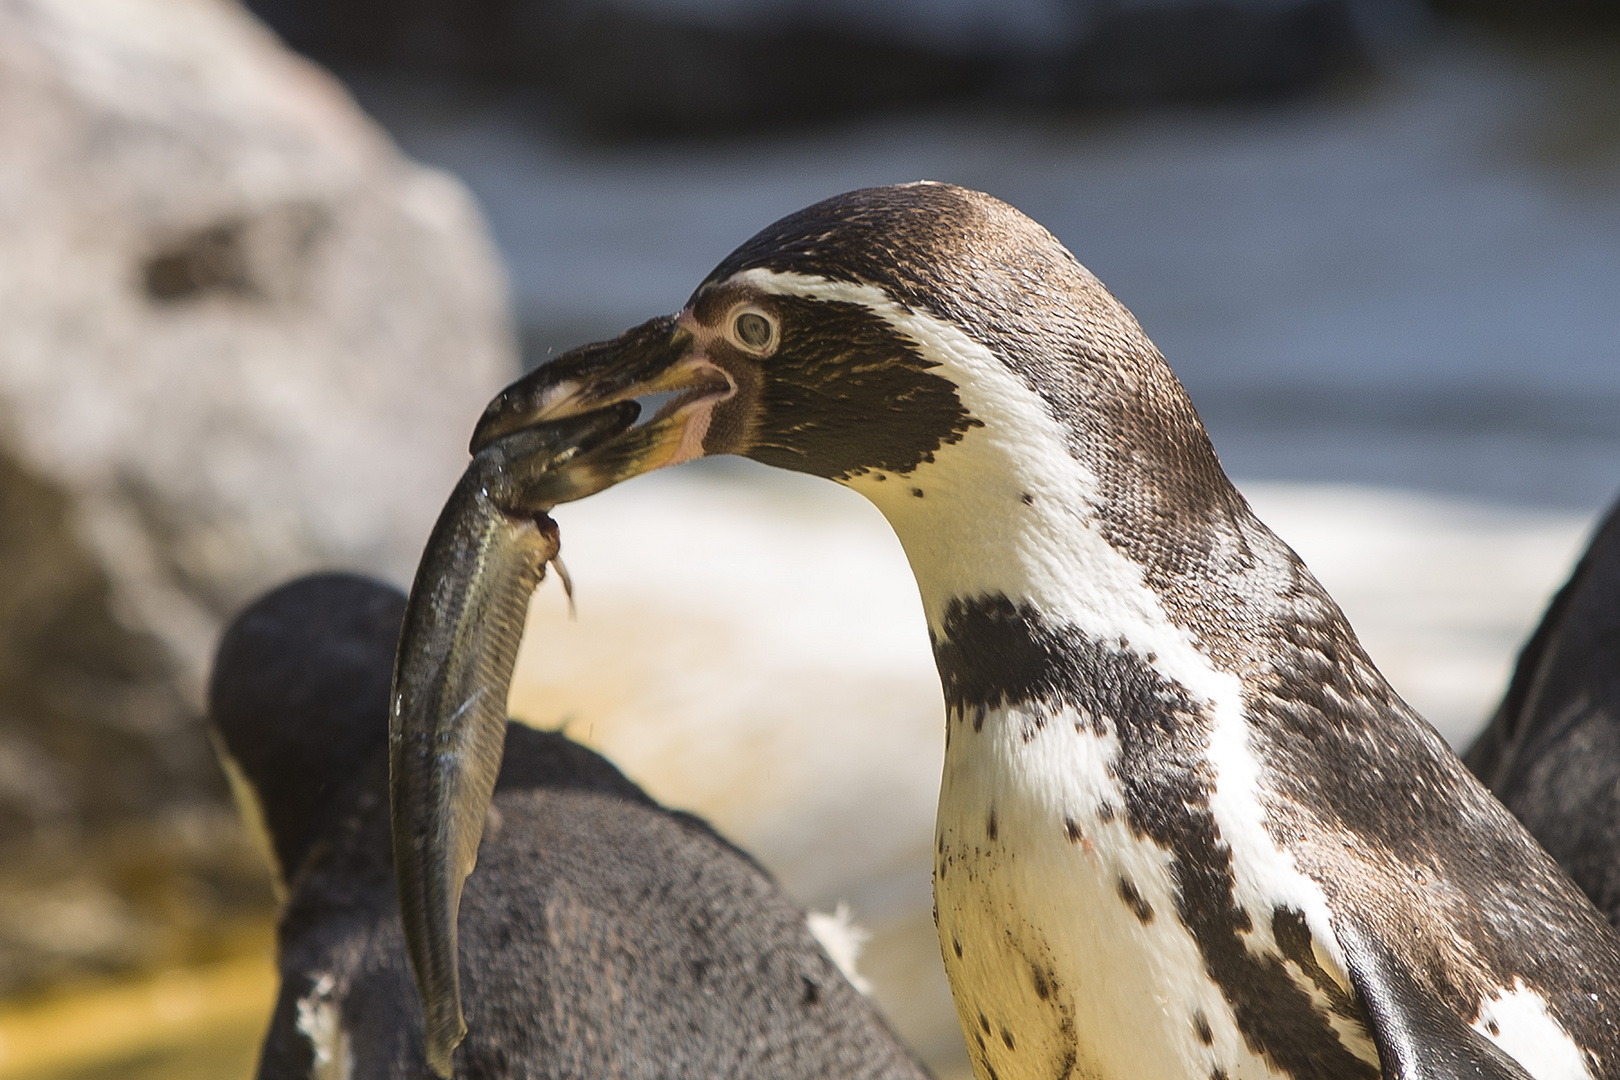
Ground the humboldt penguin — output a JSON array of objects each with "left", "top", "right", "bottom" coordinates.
[
  {"left": 419, "top": 182, "right": 1620, "bottom": 1080},
  {"left": 208, "top": 572, "right": 930, "bottom": 1080},
  {"left": 1468, "top": 491, "right": 1620, "bottom": 927}
]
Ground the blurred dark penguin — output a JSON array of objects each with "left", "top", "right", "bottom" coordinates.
[
  {"left": 208, "top": 572, "right": 929, "bottom": 1080},
  {"left": 1468, "top": 494, "right": 1620, "bottom": 926}
]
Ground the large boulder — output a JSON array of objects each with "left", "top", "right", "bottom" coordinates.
[{"left": 0, "top": 0, "right": 515, "bottom": 995}]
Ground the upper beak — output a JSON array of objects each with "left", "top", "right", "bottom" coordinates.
[{"left": 469, "top": 314, "right": 734, "bottom": 505}]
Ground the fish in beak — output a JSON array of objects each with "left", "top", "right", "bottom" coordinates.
[
  {"left": 393, "top": 312, "right": 752, "bottom": 1076},
  {"left": 390, "top": 402, "right": 638, "bottom": 1077}
]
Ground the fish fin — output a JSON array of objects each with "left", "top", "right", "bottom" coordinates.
[
  {"left": 1336, "top": 921, "right": 1534, "bottom": 1080},
  {"left": 550, "top": 553, "right": 576, "bottom": 620}
]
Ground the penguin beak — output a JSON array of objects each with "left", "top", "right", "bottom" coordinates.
[{"left": 469, "top": 314, "right": 736, "bottom": 505}]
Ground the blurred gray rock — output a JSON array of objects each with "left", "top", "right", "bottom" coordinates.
[
  {"left": 246, "top": 0, "right": 1422, "bottom": 133},
  {"left": 0, "top": 0, "right": 515, "bottom": 994}
]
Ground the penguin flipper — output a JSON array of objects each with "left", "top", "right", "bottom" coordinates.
[{"left": 1336, "top": 923, "right": 1534, "bottom": 1080}]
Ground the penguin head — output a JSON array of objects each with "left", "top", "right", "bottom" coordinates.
[
  {"left": 471, "top": 183, "right": 1232, "bottom": 626},
  {"left": 474, "top": 182, "right": 1200, "bottom": 479},
  {"left": 208, "top": 572, "right": 406, "bottom": 897}
]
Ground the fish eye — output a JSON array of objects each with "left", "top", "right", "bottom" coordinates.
[{"left": 730, "top": 309, "right": 777, "bottom": 354}]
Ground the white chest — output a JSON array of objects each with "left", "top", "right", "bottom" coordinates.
[{"left": 933, "top": 702, "right": 1297, "bottom": 1080}]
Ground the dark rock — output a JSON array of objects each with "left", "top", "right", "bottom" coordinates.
[
  {"left": 531, "top": 6, "right": 994, "bottom": 135},
  {"left": 1428, "top": 0, "right": 1620, "bottom": 31},
  {"left": 0, "top": 452, "right": 196, "bottom": 847},
  {"left": 1046, "top": 0, "right": 1363, "bottom": 103},
  {"left": 245, "top": 0, "right": 1420, "bottom": 134}
]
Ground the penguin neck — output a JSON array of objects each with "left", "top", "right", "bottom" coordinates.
[
  {"left": 854, "top": 410, "right": 1262, "bottom": 639},
  {"left": 845, "top": 449, "right": 1152, "bottom": 643},
  {"left": 854, "top": 451, "right": 1184, "bottom": 707},
  {"left": 840, "top": 383, "right": 1316, "bottom": 707}
]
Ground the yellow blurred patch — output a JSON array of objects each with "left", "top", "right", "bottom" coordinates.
[{"left": 0, "top": 953, "right": 276, "bottom": 1080}]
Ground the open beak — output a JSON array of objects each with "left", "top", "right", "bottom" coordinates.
[{"left": 469, "top": 314, "right": 734, "bottom": 506}]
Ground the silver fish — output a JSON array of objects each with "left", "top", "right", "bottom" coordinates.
[
  {"left": 393, "top": 314, "right": 737, "bottom": 1075},
  {"left": 388, "top": 403, "right": 637, "bottom": 1077}
]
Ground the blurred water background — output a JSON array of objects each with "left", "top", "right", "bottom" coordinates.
[{"left": 0, "top": 0, "right": 1617, "bottom": 1075}]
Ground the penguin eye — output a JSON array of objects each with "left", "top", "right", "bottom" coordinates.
[{"left": 730, "top": 309, "right": 777, "bottom": 354}]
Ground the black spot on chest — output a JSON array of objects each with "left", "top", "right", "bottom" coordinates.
[
  {"left": 1117, "top": 876, "right": 1154, "bottom": 924},
  {"left": 932, "top": 594, "right": 1379, "bottom": 1080}
]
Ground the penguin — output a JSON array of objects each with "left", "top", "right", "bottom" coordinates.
[
  {"left": 1467, "top": 491, "right": 1620, "bottom": 927},
  {"left": 423, "top": 181, "right": 1620, "bottom": 1080},
  {"left": 208, "top": 572, "right": 931, "bottom": 1080}
]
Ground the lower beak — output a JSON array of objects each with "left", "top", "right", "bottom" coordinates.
[{"left": 469, "top": 315, "right": 733, "bottom": 505}]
